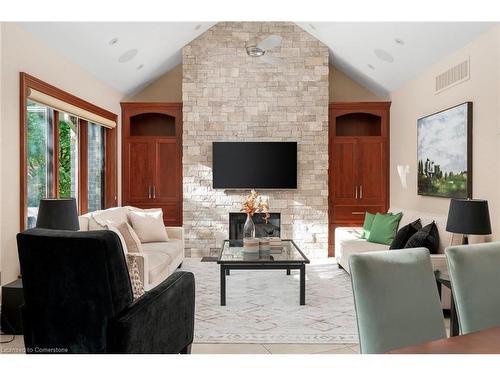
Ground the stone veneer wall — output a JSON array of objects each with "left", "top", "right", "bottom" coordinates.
[{"left": 182, "top": 22, "right": 329, "bottom": 258}]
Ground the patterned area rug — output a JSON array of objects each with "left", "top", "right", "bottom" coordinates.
[{"left": 182, "top": 258, "right": 359, "bottom": 344}]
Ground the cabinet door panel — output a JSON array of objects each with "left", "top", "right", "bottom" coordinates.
[
  {"left": 331, "top": 140, "right": 358, "bottom": 203},
  {"left": 155, "top": 140, "right": 181, "bottom": 202},
  {"left": 357, "top": 139, "right": 387, "bottom": 204},
  {"left": 127, "top": 141, "right": 154, "bottom": 202}
]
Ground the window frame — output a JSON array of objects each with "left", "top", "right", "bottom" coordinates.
[{"left": 20, "top": 72, "right": 118, "bottom": 230}]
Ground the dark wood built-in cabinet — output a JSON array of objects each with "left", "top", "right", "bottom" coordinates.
[
  {"left": 121, "top": 103, "right": 183, "bottom": 226},
  {"left": 329, "top": 102, "right": 391, "bottom": 257}
]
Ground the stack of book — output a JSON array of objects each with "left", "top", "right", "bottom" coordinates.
[{"left": 269, "top": 237, "right": 283, "bottom": 254}]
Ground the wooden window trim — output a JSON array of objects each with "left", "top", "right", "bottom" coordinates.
[{"left": 20, "top": 72, "right": 118, "bottom": 230}]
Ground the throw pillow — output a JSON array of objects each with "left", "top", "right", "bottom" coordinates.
[
  {"left": 104, "top": 224, "right": 128, "bottom": 255},
  {"left": 404, "top": 221, "right": 440, "bottom": 254},
  {"left": 361, "top": 212, "right": 376, "bottom": 239},
  {"left": 90, "top": 207, "right": 129, "bottom": 230},
  {"left": 117, "top": 222, "right": 143, "bottom": 253},
  {"left": 389, "top": 219, "right": 422, "bottom": 249},
  {"left": 128, "top": 209, "right": 168, "bottom": 243},
  {"left": 126, "top": 255, "right": 145, "bottom": 300},
  {"left": 367, "top": 212, "right": 403, "bottom": 245}
]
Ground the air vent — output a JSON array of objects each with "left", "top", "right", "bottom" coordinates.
[{"left": 435, "top": 58, "right": 470, "bottom": 94}]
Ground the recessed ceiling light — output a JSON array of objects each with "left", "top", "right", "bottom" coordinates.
[
  {"left": 367, "top": 64, "right": 375, "bottom": 70},
  {"left": 109, "top": 37, "right": 119, "bottom": 46},
  {"left": 137, "top": 64, "right": 144, "bottom": 70},
  {"left": 309, "top": 23, "right": 316, "bottom": 30},
  {"left": 195, "top": 24, "right": 202, "bottom": 30},
  {"left": 118, "top": 49, "right": 138, "bottom": 63},
  {"left": 395, "top": 38, "right": 405, "bottom": 45},
  {"left": 374, "top": 49, "right": 394, "bottom": 63}
]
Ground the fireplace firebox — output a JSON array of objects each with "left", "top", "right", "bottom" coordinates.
[{"left": 229, "top": 212, "right": 281, "bottom": 240}]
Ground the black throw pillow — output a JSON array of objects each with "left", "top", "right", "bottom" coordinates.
[
  {"left": 389, "top": 219, "right": 422, "bottom": 249},
  {"left": 404, "top": 221, "right": 440, "bottom": 254}
]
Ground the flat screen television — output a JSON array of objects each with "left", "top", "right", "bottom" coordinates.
[{"left": 212, "top": 142, "right": 297, "bottom": 189}]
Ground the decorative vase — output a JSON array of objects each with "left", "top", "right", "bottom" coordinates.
[{"left": 243, "top": 213, "right": 255, "bottom": 238}]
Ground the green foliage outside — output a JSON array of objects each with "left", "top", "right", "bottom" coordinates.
[
  {"left": 417, "top": 158, "right": 468, "bottom": 198},
  {"left": 27, "top": 107, "right": 47, "bottom": 207},
  {"left": 58, "top": 119, "right": 76, "bottom": 198}
]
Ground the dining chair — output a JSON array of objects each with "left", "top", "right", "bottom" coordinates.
[
  {"left": 349, "top": 248, "right": 446, "bottom": 354},
  {"left": 446, "top": 242, "right": 500, "bottom": 334}
]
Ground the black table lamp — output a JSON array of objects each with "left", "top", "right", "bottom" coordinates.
[
  {"left": 446, "top": 198, "right": 491, "bottom": 244},
  {"left": 36, "top": 198, "right": 79, "bottom": 231}
]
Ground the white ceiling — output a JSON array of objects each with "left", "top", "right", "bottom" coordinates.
[
  {"left": 296, "top": 22, "right": 496, "bottom": 96},
  {"left": 20, "top": 22, "right": 497, "bottom": 97},
  {"left": 20, "top": 22, "right": 217, "bottom": 95}
]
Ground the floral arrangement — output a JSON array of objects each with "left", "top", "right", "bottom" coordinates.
[{"left": 241, "top": 190, "right": 270, "bottom": 223}]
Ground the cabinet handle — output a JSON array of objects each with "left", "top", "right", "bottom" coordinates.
[
  {"left": 359, "top": 185, "right": 363, "bottom": 199},
  {"left": 352, "top": 212, "right": 365, "bottom": 215},
  {"left": 355, "top": 186, "right": 358, "bottom": 200},
  {"left": 152, "top": 185, "right": 156, "bottom": 199},
  {"left": 148, "top": 185, "right": 152, "bottom": 199}
]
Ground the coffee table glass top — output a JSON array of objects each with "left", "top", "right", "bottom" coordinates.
[{"left": 218, "top": 239, "right": 310, "bottom": 264}]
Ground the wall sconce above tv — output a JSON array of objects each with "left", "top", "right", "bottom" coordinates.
[{"left": 212, "top": 142, "right": 297, "bottom": 189}]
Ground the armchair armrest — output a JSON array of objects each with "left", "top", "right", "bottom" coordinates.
[
  {"left": 106, "top": 271, "right": 195, "bottom": 354},
  {"left": 166, "top": 226, "right": 184, "bottom": 241}
]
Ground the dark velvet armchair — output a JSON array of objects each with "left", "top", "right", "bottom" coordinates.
[{"left": 17, "top": 228, "right": 195, "bottom": 354}]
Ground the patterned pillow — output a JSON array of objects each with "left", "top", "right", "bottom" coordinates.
[
  {"left": 126, "top": 255, "right": 145, "bottom": 300},
  {"left": 117, "top": 222, "right": 143, "bottom": 253}
]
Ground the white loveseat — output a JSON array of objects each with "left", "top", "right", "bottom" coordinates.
[
  {"left": 335, "top": 207, "right": 452, "bottom": 307},
  {"left": 78, "top": 206, "right": 184, "bottom": 291}
]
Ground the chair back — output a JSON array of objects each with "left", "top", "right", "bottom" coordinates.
[
  {"left": 446, "top": 242, "right": 500, "bottom": 334},
  {"left": 17, "top": 228, "right": 133, "bottom": 353},
  {"left": 349, "top": 248, "right": 446, "bottom": 353}
]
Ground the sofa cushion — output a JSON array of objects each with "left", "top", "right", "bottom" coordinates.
[
  {"left": 90, "top": 207, "right": 129, "bottom": 230},
  {"left": 390, "top": 219, "right": 422, "bottom": 250},
  {"left": 146, "top": 251, "right": 170, "bottom": 283},
  {"left": 117, "top": 222, "right": 143, "bottom": 254},
  {"left": 405, "top": 222, "right": 440, "bottom": 254},
  {"left": 367, "top": 212, "right": 402, "bottom": 245},
  {"left": 142, "top": 239, "right": 183, "bottom": 261},
  {"left": 129, "top": 209, "right": 168, "bottom": 243}
]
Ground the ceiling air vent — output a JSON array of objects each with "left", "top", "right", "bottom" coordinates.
[{"left": 435, "top": 57, "right": 470, "bottom": 94}]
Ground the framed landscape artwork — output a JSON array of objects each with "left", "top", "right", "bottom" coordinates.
[{"left": 417, "top": 102, "right": 472, "bottom": 198}]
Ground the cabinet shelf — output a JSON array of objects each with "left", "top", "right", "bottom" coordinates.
[
  {"left": 130, "top": 112, "right": 176, "bottom": 137},
  {"left": 335, "top": 112, "right": 381, "bottom": 136}
]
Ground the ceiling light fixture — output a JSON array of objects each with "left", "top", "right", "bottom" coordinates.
[
  {"left": 118, "top": 48, "right": 138, "bottom": 63},
  {"left": 137, "top": 64, "right": 144, "bottom": 70},
  {"left": 246, "top": 45, "right": 265, "bottom": 57},
  {"left": 309, "top": 23, "right": 316, "bottom": 30},
  {"left": 395, "top": 38, "right": 405, "bottom": 45},
  {"left": 367, "top": 64, "right": 375, "bottom": 70},
  {"left": 374, "top": 49, "right": 394, "bottom": 63},
  {"left": 195, "top": 24, "right": 202, "bottom": 30},
  {"left": 109, "top": 37, "right": 119, "bottom": 46}
]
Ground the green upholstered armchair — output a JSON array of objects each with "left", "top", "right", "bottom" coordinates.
[
  {"left": 446, "top": 242, "right": 500, "bottom": 335},
  {"left": 349, "top": 248, "right": 446, "bottom": 353}
]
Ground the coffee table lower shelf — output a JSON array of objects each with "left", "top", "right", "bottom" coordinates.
[{"left": 219, "top": 263, "right": 306, "bottom": 306}]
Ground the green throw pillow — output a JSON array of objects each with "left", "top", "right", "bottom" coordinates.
[
  {"left": 361, "top": 212, "right": 376, "bottom": 239},
  {"left": 367, "top": 212, "right": 403, "bottom": 245}
]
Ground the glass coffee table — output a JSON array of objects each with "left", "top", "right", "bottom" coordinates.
[{"left": 217, "top": 239, "right": 310, "bottom": 306}]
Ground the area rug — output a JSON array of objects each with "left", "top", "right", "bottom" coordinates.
[{"left": 182, "top": 258, "right": 359, "bottom": 344}]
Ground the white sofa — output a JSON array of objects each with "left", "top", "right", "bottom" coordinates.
[
  {"left": 335, "top": 207, "right": 451, "bottom": 307},
  {"left": 78, "top": 206, "right": 184, "bottom": 291}
]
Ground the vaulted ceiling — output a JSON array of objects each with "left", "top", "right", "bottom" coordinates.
[{"left": 20, "top": 22, "right": 497, "bottom": 96}]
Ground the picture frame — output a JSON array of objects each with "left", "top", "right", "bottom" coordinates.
[{"left": 417, "top": 102, "right": 472, "bottom": 198}]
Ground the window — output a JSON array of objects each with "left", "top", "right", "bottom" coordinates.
[
  {"left": 87, "top": 122, "right": 106, "bottom": 212},
  {"left": 21, "top": 73, "right": 117, "bottom": 230}
]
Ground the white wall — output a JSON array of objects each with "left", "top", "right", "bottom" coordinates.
[
  {"left": 390, "top": 25, "right": 500, "bottom": 240},
  {"left": 0, "top": 23, "right": 124, "bottom": 285}
]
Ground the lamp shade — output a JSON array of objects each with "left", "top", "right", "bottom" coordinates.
[
  {"left": 446, "top": 198, "right": 491, "bottom": 235},
  {"left": 36, "top": 198, "right": 79, "bottom": 231}
]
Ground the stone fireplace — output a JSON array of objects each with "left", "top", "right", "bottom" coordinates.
[{"left": 182, "top": 22, "right": 329, "bottom": 258}]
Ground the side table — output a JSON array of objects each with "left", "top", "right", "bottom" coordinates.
[
  {"left": 1, "top": 278, "right": 24, "bottom": 334},
  {"left": 435, "top": 270, "right": 459, "bottom": 337}
]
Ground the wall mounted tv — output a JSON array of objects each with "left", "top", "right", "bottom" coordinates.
[{"left": 212, "top": 142, "right": 297, "bottom": 189}]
